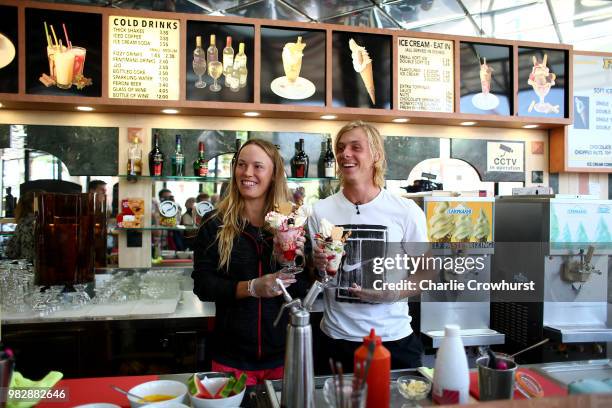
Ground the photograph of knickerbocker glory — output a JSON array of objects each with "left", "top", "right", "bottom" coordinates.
[{"left": 270, "top": 36, "right": 315, "bottom": 100}]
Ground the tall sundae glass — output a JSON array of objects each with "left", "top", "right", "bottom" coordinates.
[
  {"left": 282, "top": 36, "right": 305, "bottom": 84},
  {"left": 314, "top": 219, "right": 350, "bottom": 286},
  {"left": 527, "top": 54, "right": 558, "bottom": 113},
  {"left": 479, "top": 57, "right": 493, "bottom": 95},
  {"left": 266, "top": 202, "right": 310, "bottom": 274}
]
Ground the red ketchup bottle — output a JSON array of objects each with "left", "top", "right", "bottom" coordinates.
[{"left": 354, "top": 328, "right": 391, "bottom": 408}]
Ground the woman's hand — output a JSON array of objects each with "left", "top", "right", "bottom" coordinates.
[{"left": 250, "top": 271, "right": 296, "bottom": 298}]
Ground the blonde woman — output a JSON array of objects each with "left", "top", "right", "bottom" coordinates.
[{"left": 192, "top": 139, "right": 307, "bottom": 385}]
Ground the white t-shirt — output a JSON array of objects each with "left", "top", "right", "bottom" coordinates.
[{"left": 308, "top": 188, "right": 428, "bottom": 342}]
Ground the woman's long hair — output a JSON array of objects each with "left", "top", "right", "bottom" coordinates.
[{"left": 215, "top": 139, "right": 289, "bottom": 270}]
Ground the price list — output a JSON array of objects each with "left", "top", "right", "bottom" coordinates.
[
  {"left": 109, "top": 16, "right": 179, "bottom": 100},
  {"left": 568, "top": 54, "right": 612, "bottom": 170},
  {"left": 397, "top": 37, "right": 454, "bottom": 112}
]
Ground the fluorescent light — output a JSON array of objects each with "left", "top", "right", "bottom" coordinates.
[
  {"left": 523, "top": 124, "right": 539, "bottom": 128},
  {"left": 162, "top": 109, "right": 179, "bottom": 114},
  {"left": 243, "top": 111, "right": 260, "bottom": 117},
  {"left": 460, "top": 121, "right": 477, "bottom": 126},
  {"left": 76, "top": 106, "right": 94, "bottom": 112},
  {"left": 392, "top": 118, "right": 409, "bottom": 123},
  {"left": 320, "top": 115, "right": 337, "bottom": 120}
]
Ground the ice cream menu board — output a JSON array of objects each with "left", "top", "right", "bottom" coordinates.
[
  {"left": 397, "top": 37, "right": 454, "bottom": 112},
  {"left": 567, "top": 54, "right": 612, "bottom": 170},
  {"left": 109, "top": 16, "right": 179, "bottom": 100}
]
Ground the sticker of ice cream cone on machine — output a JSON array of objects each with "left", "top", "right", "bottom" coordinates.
[
  {"left": 348, "top": 38, "right": 375, "bottom": 105},
  {"left": 39, "top": 22, "right": 92, "bottom": 90},
  {"left": 270, "top": 36, "right": 316, "bottom": 100},
  {"left": 471, "top": 57, "right": 499, "bottom": 111},
  {"left": 527, "top": 54, "right": 559, "bottom": 114},
  {"left": 427, "top": 200, "right": 493, "bottom": 245}
]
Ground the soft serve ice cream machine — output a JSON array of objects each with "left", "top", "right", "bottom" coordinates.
[
  {"left": 420, "top": 197, "right": 504, "bottom": 348},
  {"left": 491, "top": 196, "right": 611, "bottom": 362}
]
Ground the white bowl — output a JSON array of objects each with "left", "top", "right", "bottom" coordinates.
[
  {"left": 175, "top": 251, "right": 193, "bottom": 260},
  {"left": 189, "top": 372, "right": 245, "bottom": 408},
  {"left": 127, "top": 380, "right": 188, "bottom": 408},
  {"left": 161, "top": 250, "right": 177, "bottom": 259}
]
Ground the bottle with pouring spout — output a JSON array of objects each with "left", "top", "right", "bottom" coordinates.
[{"left": 274, "top": 279, "right": 324, "bottom": 408}]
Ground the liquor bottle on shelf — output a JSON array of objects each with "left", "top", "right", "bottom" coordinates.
[
  {"left": 127, "top": 135, "right": 143, "bottom": 176},
  {"left": 172, "top": 135, "right": 185, "bottom": 176},
  {"left": 230, "top": 138, "right": 242, "bottom": 173},
  {"left": 235, "top": 42, "right": 247, "bottom": 88},
  {"left": 290, "top": 138, "right": 309, "bottom": 178},
  {"left": 222, "top": 36, "right": 234, "bottom": 86},
  {"left": 207, "top": 34, "right": 218, "bottom": 64},
  {"left": 192, "top": 35, "right": 207, "bottom": 89},
  {"left": 149, "top": 132, "right": 164, "bottom": 176},
  {"left": 323, "top": 137, "right": 335, "bottom": 178},
  {"left": 193, "top": 141, "right": 208, "bottom": 177}
]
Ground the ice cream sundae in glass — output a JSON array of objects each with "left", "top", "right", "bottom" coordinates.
[
  {"left": 265, "top": 202, "right": 310, "bottom": 274},
  {"left": 472, "top": 57, "right": 499, "bottom": 110},
  {"left": 527, "top": 54, "right": 559, "bottom": 114},
  {"left": 314, "top": 219, "right": 350, "bottom": 286},
  {"left": 271, "top": 36, "right": 315, "bottom": 100}
]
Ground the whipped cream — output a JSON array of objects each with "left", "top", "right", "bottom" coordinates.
[{"left": 349, "top": 38, "right": 372, "bottom": 73}]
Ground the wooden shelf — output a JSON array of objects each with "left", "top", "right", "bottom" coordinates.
[{"left": 0, "top": 0, "right": 574, "bottom": 130}]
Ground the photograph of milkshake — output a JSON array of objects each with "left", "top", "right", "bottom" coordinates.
[
  {"left": 270, "top": 36, "right": 315, "bottom": 100},
  {"left": 265, "top": 201, "right": 311, "bottom": 274},
  {"left": 348, "top": 38, "right": 375, "bottom": 105},
  {"left": 527, "top": 54, "right": 559, "bottom": 114},
  {"left": 39, "top": 22, "right": 91, "bottom": 90},
  {"left": 314, "top": 219, "right": 350, "bottom": 286},
  {"left": 471, "top": 57, "right": 499, "bottom": 110}
]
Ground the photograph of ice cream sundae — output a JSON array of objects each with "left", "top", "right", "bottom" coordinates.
[
  {"left": 348, "top": 38, "right": 375, "bottom": 105},
  {"left": 471, "top": 57, "right": 499, "bottom": 111},
  {"left": 270, "top": 36, "right": 315, "bottom": 100},
  {"left": 265, "top": 201, "right": 311, "bottom": 273},
  {"left": 527, "top": 54, "right": 559, "bottom": 114},
  {"left": 314, "top": 218, "right": 351, "bottom": 286},
  {"left": 39, "top": 22, "right": 91, "bottom": 90}
]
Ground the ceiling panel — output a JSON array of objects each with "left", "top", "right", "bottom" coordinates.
[
  {"left": 410, "top": 17, "right": 481, "bottom": 37},
  {"left": 383, "top": 0, "right": 464, "bottom": 29},
  {"left": 476, "top": 2, "right": 554, "bottom": 36},
  {"left": 323, "top": 6, "right": 399, "bottom": 28},
  {"left": 282, "top": 0, "right": 372, "bottom": 21},
  {"left": 225, "top": 0, "right": 309, "bottom": 21},
  {"left": 461, "top": 0, "right": 539, "bottom": 15},
  {"left": 550, "top": 0, "right": 612, "bottom": 23}
]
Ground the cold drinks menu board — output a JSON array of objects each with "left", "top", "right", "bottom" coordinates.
[
  {"left": 397, "top": 37, "right": 454, "bottom": 112},
  {"left": 109, "top": 16, "right": 180, "bottom": 100}
]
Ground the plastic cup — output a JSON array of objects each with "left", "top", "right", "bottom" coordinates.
[
  {"left": 476, "top": 356, "right": 517, "bottom": 401},
  {"left": 54, "top": 49, "right": 75, "bottom": 89},
  {"left": 70, "top": 46, "right": 86, "bottom": 80}
]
